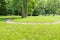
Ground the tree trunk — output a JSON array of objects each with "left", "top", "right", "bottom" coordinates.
[{"left": 22, "top": 0, "right": 28, "bottom": 18}]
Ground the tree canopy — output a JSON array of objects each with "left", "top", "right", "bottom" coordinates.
[{"left": 0, "top": 0, "right": 60, "bottom": 18}]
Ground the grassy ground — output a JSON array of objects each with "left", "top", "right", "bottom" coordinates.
[
  {"left": 0, "top": 16, "right": 60, "bottom": 40},
  {"left": 13, "top": 16, "right": 60, "bottom": 22},
  {"left": 0, "top": 23, "right": 60, "bottom": 40},
  {"left": 1, "top": 16, "right": 60, "bottom": 22}
]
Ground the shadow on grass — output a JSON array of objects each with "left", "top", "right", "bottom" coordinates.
[{"left": 0, "top": 17, "right": 22, "bottom": 22}]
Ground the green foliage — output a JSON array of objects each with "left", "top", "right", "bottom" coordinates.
[
  {"left": 0, "top": 0, "right": 60, "bottom": 16},
  {"left": 32, "top": 8, "right": 40, "bottom": 16}
]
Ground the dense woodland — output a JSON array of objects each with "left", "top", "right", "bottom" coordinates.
[{"left": 0, "top": 0, "right": 60, "bottom": 18}]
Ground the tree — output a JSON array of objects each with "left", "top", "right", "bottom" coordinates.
[
  {"left": 0, "top": 0, "right": 8, "bottom": 15},
  {"left": 22, "top": 0, "right": 28, "bottom": 18},
  {"left": 28, "top": 0, "right": 38, "bottom": 16}
]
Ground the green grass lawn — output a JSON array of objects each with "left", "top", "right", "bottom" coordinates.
[
  {"left": 13, "top": 16, "right": 60, "bottom": 22},
  {"left": 1, "top": 16, "right": 60, "bottom": 22},
  {"left": 0, "top": 23, "right": 60, "bottom": 40},
  {"left": 0, "top": 16, "right": 60, "bottom": 40}
]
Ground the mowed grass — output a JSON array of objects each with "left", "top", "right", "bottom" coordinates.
[
  {"left": 0, "top": 16, "right": 20, "bottom": 22},
  {"left": 0, "top": 23, "right": 60, "bottom": 40},
  {"left": 13, "top": 16, "right": 60, "bottom": 22},
  {"left": 0, "top": 16, "right": 60, "bottom": 40},
  {"left": 1, "top": 16, "right": 60, "bottom": 22}
]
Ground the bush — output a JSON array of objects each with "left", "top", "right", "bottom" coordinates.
[{"left": 32, "top": 9, "right": 40, "bottom": 16}]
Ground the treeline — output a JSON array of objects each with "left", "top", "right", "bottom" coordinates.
[{"left": 0, "top": 0, "right": 60, "bottom": 17}]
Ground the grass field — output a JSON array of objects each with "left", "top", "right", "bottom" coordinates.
[
  {"left": 13, "top": 16, "right": 60, "bottom": 22},
  {"left": 0, "top": 16, "right": 60, "bottom": 40},
  {"left": 1, "top": 16, "right": 60, "bottom": 22}
]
